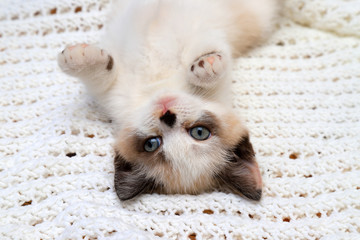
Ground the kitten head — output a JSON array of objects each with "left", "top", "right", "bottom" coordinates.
[{"left": 113, "top": 92, "right": 262, "bottom": 201}]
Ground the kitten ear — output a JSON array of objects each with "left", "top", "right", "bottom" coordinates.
[
  {"left": 220, "top": 135, "right": 263, "bottom": 201},
  {"left": 114, "top": 153, "right": 155, "bottom": 201}
]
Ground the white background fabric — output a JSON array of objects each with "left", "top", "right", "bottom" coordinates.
[{"left": 1, "top": 0, "right": 359, "bottom": 239}]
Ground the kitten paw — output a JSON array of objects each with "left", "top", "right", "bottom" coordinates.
[
  {"left": 58, "top": 44, "right": 113, "bottom": 75},
  {"left": 188, "top": 52, "right": 226, "bottom": 88}
]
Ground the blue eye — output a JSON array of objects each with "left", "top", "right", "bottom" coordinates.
[
  {"left": 189, "top": 126, "right": 211, "bottom": 141},
  {"left": 144, "top": 137, "right": 161, "bottom": 152}
]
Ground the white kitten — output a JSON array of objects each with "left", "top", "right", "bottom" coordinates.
[{"left": 58, "top": 0, "right": 278, "bottom": 201}]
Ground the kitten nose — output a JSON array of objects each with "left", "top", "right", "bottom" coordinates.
[{"left": 160, "top": 110, "right": 176, "bottom": 128}]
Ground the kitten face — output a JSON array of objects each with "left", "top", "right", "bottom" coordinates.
[{"left": 114, "top": 92, "right": 262, "bottom": 200}]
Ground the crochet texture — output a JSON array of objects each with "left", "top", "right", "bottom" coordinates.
[{"left": 1, "top": 0, "right": 359, "bottom": 239}]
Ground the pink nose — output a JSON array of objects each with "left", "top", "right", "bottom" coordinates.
[{"left": 157, "top": 96, "right": 176, "bottom": 115}]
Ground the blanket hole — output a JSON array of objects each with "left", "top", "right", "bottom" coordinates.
[
  {"left": 175, "top": 210, "right": 183, "bottom": 216},
  {"left": 11, "top": 15, "right": 19, "bottom": 20},
  {"left": 71, "top": 129, "right": 80, "bottom": 135},
  {"left": 248, "top": 213, "right": 260, "bottom": 220},
  {"left": 21, "top": 200, "right": 32, "bottom": 206},
  {"left": 106, "top": 230, "right": 117, "bottom": 236},
  {"left": 75, "top": 7, "right": 82, "bottom": 13},
  {"left": 50, "top": 8, "right": 57, "bottom": 15},
  {"left": 282, "top": 217, "right": 291, "bottom": 222},
  {"left": 289, "top": 153, "right": 299, "bottom": 159},
  {"left": 275, "top": 171, "right": 283, "bottom": 178},
  {"left": 188, "top": 233, "right": 197, "bottom": 240},
  {"left": 66, "top": 152, "right": 76, "bottom": 158},
  {"left": 32, "top": 219, "right": 43, "bottom": 226},
  {"left": 155, "top": 232, "right": 164, "bottom": 237},
  {"left": 299, "top": 193, "right": 308, "bottom": 197},
  {"left": 203, "top": 209, "right": 214, "bottom": 214}
]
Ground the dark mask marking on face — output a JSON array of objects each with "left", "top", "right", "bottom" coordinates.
[
  {"left": 219, "top": 135, "right": 262, "bottom": 201},
  {"left": 114, "top": 153, "right": 155, "bottom": 201},
  {"left": 185, "top": 111, "right": 219, "bottom": 136},
  {"left": 233, "top": 135, "right": 255, "bottom": 162}
]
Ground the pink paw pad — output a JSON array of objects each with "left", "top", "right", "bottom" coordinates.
[{"left": 190, "top": 52, "right": 225, "bottom": 79}]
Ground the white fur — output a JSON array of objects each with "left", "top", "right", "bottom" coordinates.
[{"left": 97, "top": 0, "right": 278, "bottom": 126}]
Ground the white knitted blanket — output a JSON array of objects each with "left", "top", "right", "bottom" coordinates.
[{"left": 1, "top": 0, "right": 359, "bottom": 239}]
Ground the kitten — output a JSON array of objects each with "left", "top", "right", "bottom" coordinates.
[{"left": 58, "top": 0, "right": 278, "bottom": 201}]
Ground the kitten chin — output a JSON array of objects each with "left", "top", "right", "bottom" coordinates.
[{"left": 58, "top": 0, "right": 278, "bottom": 201}]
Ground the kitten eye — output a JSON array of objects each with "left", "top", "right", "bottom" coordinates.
[
  {"left": 189, "top": 126, "right": 211, "bottom": 141},
  {"left": 144, "top": 137, "right": 161, "bottom": 152}
]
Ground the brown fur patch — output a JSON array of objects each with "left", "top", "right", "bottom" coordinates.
[
  {"left": 219, "top": 112, "right": 248, "bottom": 146},
  {"left": 226, "top": 3, "right": 262, "bottom": 57},
  {"left": 114, "top": 153, "right": 156, "bottom": 200},
  {"left": 219, "top": 135, "right": 263, "bottom": 201}
]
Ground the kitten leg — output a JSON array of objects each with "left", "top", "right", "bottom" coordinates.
[
  {"left": 187, "top": 52, "right": 228, "bottom": 89},
  {"left": 58, "top": 44, "right": 116, "bottom": 96}
]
